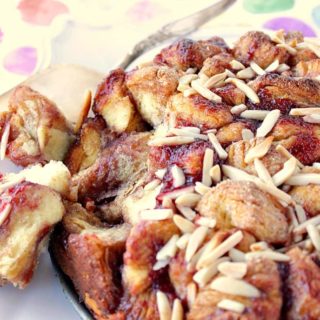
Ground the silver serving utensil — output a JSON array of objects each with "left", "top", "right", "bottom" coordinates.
[{"left": 118, "top": 0, "right": 236, "bottom": 69}]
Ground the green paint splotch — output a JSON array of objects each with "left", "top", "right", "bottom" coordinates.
[{"left": 243, "top": 0, "right": 294, "bottom": 14}]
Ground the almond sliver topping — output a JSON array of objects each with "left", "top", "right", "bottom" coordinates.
[
  {"left": 153, "top": 259, "right": 170, "bottom": 271},
  {"left": 173, "top": 214, "right": 196, "bottom": 233},
  {"left": 197, "top": 217, "right": 216, "bottom": 228},
  {"left": 303, "top": 114, "right": 320, "bottom": 124},
  {"left": 171, "top": 165, "right": 185, "bottom": 188},
  {"left": 256, "top": 109, "right": 280, "bottom": 138},
  {"left": 242, "top": 128, "right": 254, "bottom": 141},
  {"left": 179, "top": 74, "right": 198, "bottom": 85},
  {"left": 209, "top": 165, "right": 221, "bottom": 183},
  {"left": 272, "top": 157, "right": 297, "bottom": 186},
  {"left": 226, "top": 78, "right": 260, "bottom": 103},
  {"left": 195, "top": 182, "right": 211, "bottom": 195},
  {"left": 240, "top": 110, "right": 270, "bottom": 120},
  {"left": 250, "top": 61, "right": 266, "bottom": 76},
  {"left": 217, "top": 299, "right": 245, "bottom": 314},
  {"left": 245, "top": 250, "right": 290, "bottom": 262},
  {"left": 171, "top": 299, "right": 184, "bottom": 320},
  {"left": 185, "top": 226, "right": 208, "bottom": 262},
  {"left": 155, "top": 168, "right": 167, "bottom": 180},
  {"left": 218, "top": 261, "right": 247, "bottom": 279},
  {"left": 276, "top": 43, "right": 297, "bottom": 54},
  {"left": 229, "top": 248, "right": 246, "bottom": 262},
  {"left": 177, "top": 205, "right": 196, "bottom": 220},
  {"left": 276, "top": 63, "right": 290, "bottom": 72},
  {"left": 294, "top": 215, "right": 320, "bottom": 235},
  {"left": 156, "top": 291, "right": 172, "bottom": 320},
  {"left": 306, "top": 224, "right": 320, "bottom": 251},
  {"left": 193, "top": 257, "right": 229, "bottom": 287},
  {"left": 170, "top": 128, "right": 208, "bottom": 140},
  {"left": 175, "top": 193, "right": 201, "bottom": 208},
  {"left": 204, "top": 72, "right": 227, "bottom": 89},
  {"left": 149, "top": 136, "right": 195, "bottom": 147},
  {"left": 176, "top": 233, "right": 191, "bottom": 249},
  {"left": 236, "top": 67, "right": 255, "bottom": 80},
  {"left": 144, "top": 179, "right": 162, "bottom": 191},
  {"left": 295, "top": 204, "right": 307, "bottom": 224},
  {"left": 286, "top": 173, "right": 320, "bottom": 186},
  {"left": 208, "top": 133, "right": 228, "bottom": 160},
  {"left": 265, "top": 59, "right": 280, "bottom": 72},
  {"left": 191, "top": 79, "right": 222, "bottom": 102},
  {"left": 0, "top": 123, "right": 10, "bottom": 160},
  {"left": 197, "top": 230, "right": 243, "bottom": 269},
  {"left": 0, "top": 204, "right": 12, "bottom": 226},
  {"left": 275, "top": 144, "right": 304, "bottom": 168},
  {"left": 187, "top": 282, "right": 197, "bottom": 308},
  {"left": 244, "top": 136, "right": 274, "bottom": 163},
  {"left": 158, "top": 186, "right": 195, "bottom": 200},
  {"left": 156, "top": 234, "right": 179, "bottom": 261},
  {"left": 289, "top": 108, "right": 320, "bottom": 116},
  {"left": 230, "top": 104, "right": 247, "bottom": 115},
  {"left": 254, "top": 159, "right": 274, "bottom": 185},
  {"left": 183, "top": 88, "right": 197, "bottom": 97},
  {"left": 140, "top": 209, "right": 173, "bottom": 221},
  {"left": 230, "top": 60, "right": 245, "bottom": 70},
  {"left": 210, "top": 276, "right": 260, "bottom": 298},
  {"left": 202, "top": 148, "right": 214, "bottom": 186}
]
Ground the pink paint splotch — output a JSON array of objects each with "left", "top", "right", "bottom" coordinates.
[
  {"left": 127, "top": 0, "right": 166, "bottom": 23},
  {"left": 17, "top": 0, "right": 69, "bottom": 26},
  {"left": 4, "top": 47, "right": 37, "bottom": 75}
]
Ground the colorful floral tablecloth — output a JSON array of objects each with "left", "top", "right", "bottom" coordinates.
[{"left": 0, "top": 0, "right": 320, "bottom": 319}]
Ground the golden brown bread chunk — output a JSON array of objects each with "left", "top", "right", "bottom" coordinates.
[
  {"left": 250, "top": 73, "right": 320, "bottom": 107},
  {"left": 233, "top": 31, "right": 289, "bottom": 68},
  {"left": 227, "top": 138, "right": 287, "bottom": 176},
  {"left": 294, "top": 59, "right": 320, "bottom": 78},
  {"left": 289, "top": 167, "right": 320, "bottom": 217},
  {"left": 0, "top": 182, "right": 64, "bottom": 288},
  {"left": 65, "top": 116, "right": 117, "bottom": 175},
  {"left": 216, "top": 121, "right": 256, "bottom": 146},
  {"left": 123, "top": 219, "right": 179, "bottom": 295},
  {"left": 271, "top": 117, "right": 320, "bottom": 165},
  {"left": 51, "top": 202, "right": 130, "bottom": 319},
  {"left": 213, "top": 84, "right": 246, "bottom": 106},
  {"left": 154, "top": 37, "right": 229, "bottom": 71},
  {"left": 92, "top": 69, "right": 147, "bottom": 133},
  {"left": 0, "top": 86, "right": 74, "bottom": 167},
  {"left": 196, "top": 180, "right": 289, "bottom": 244},
  {"left": 285, "top": 248, "right": 320, "bottom": 320},
  {"left": 70, "top": 132, "right": 151, "bottom": 202},
  {"left": 126, "top": 65, "right": 180, "bottom": 126},
  {"left": 200, "top": 52, "right": 233, "bottom": 77},
  {"left": 188, "top": 258, "right": 282, "bottom": 320},
  {"left": 167, "top": 93, "right": 233, "bottom": 130}
]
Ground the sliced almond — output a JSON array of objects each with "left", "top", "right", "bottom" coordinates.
[
  {"left": 275, "top": 144, "right": 304, "bottom": 168},
  {"left": 286, "top": 173, "right": 320, "bottom": 186},
  {"left": 155, "top": 168, "right": 167, "bottom": 180},
  {"left": 191, "top": 79, "right": 222, "bottom": 102},
  {"left": 294, "top": 215, "right": 320, "bottom": 235},
  {"left": 241, "top": 128, "right": 254, "bottom": 141},
  {"left": 177, "top": 206, "right": 196, "bottom": 220},
  {"left": 140, "top": 209, "right": 173, "bottom": 221},
  {"left": 173, "top": 214, "right": 196, "bottom": 234},
  {"left": 230, "top": 104, "right": 247, "bottom": 115},
  {"left": 217, "top": 299, "right": 245, "bottom": 314},
  {"left": 276, "top": 43, "right": 297, "bottom": 54},
  {"left": 276, "top": 63, "right": 290, "bottom": 72},
  {"left": 187, "top": 282, "right": 197, "bottom": 308},
  {"left": 256, "top": 109, "right": 280, "bottom": 138},
  {"left": 183, "top": 88, "right": 197, "bottom": 97},
  {"left": 144, "top": 179, "right": 161, "bottom": 191},
  {"left": 156, "top": 235, "right": 179, "bottom": 261},
  {"left": 197, "top": 230, "right": 243, "bottom": 269},
  {"left": 272, "top": 157, "right": 297, "bottom": 186},
  {"left": 229, "top": 248, "right": 246, "bottom": 262},
  {"left": 149, "top": 136, "right": 195, "bottom": 147},
  {"left": 303, "top": 114, "right": 320, "bottom": 124},
  {"left": 204, "top": 72, "right": 227, "bottom": 89},
  {"left": 209, "top": 165, "right": 221, "bottom": 184},
  {"left": 176, "top": 233, "right": 191, "bottom": 249},
  {"left": 236, "top": 67, "right": 255, "bottom": 80},
  {"left": 250, "top": 61, "right": 266, "bottom": 76},
  {"left": 195, "top": 182, "right": 211, "bottom": 195},
  {"left": 245, "top": 250, "right": 290, "bottom": 262},
  {"left": 170, "top": 128, "right": 208, "bottom": 140},
  {"left": 289, "top": 108, "right": 320, "bottom": 116},
  {"left": 208, "top": 133, "right": 228, "bottom": 160},
  {"left": 225, "top": 78, "right": 260, "bottom": 103},
  {"left": 202, "top": 148, "right": 214, "bottom": 186},
  {"left": 171, "top": 299, "right": 183, "bottom": 320},
  {"left": 250, "top": 241, "right": 269, "bottom": 252},
  {"left": 306, "top": 224, "right": 320, "bottom": 251},
  {"left": 175, "top": 193, "right": 201, "bottom": 208},
  {"left": 295, "top": 204, "right": 307, "bottom": 224},
  {"left": 240, "top": 110, "right": 270, "bottom": 120},
  {"left": 254, "top": 158, "right": 274, "bottom": 185},
  {"left": 157, "top": 291, "right": 172, "bottom": 320},
  {"left": 185, "top": 226, "right": 208, "bottom": 262},
  {"left": 153, "top": 259, "right": 170, "bottom": 271},
  {"left": 158, "top": 186, "right": 195, "bottom": 200},
  {"left": 230, "top": 60, "right": 245, "bottom": 70},
  {"left": 197, "top": 217, "right": 216, "bottom": 229},
  {"left": 171, "top": 165, "right": 185, "bottom": 188},
  {"left": 179, "top": 74, "right": 198, "bottom": 85},
  {"left": 210, "top": 276, "right": 260, "bottom": 298},
  {"left": 0, "top": 123, "right": 10, "bottom": 160},
  {"left": 244, "top": 136, "right": 274, "bottom": 163},
  {"left": 218, "top": 261, "right": 247, "bottom": 279},
  {"left": 265, "top": 59, "right": 280, "bottom": 72},
  {"left": 162, "top": 197, "right": 175, "bottom": 210},
  {"left": 0, "top": 204, "right": 12, "bottom": 226}
]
